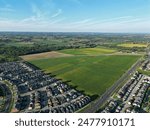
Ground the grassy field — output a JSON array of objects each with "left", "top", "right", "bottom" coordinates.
[
  {"left": 29, "top": 55, "right": 140, "bottom": 96},
  {"left": 21, "top": 51, "right": 73, "bottom": 61},
  {"left": 117, "top": 43, "right": 148, "bottom": 48},
  {"left": 3, "top": 42, "right": 35, "bottom": 47},
  {"left": 21, "top": 47, "right": 117, "bottom": 61},
  {"left": 59, "top": 47, "right": 117, "bottom": 55}
]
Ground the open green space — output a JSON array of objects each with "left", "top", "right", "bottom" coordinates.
[
  {"left": 6, "top": 42, "right": 34, "bottom": 47},
  {"left": 59, "top": 47, "right": 117, "bottom": 55},
  {"left": 117, "top": 43, "right": 148, "bottom": 48},
  {"left": 29, "top": 55, "right": 140, "bottom": 96}
]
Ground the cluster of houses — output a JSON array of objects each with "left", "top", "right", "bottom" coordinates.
[
  {"left": 141, "top": 60, "right": 150, "bottom": 71},
  {"left": 102, "top": 72, "right": 150, "bottom": 113},
  {"left": 0, "top": 62, "right": 91, "bottom": 113},
  {"left": 0, "top": 82, "right": 12, "bottom": 112}
]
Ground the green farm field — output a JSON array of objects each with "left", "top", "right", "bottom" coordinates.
[
  {"left": 59, "top": 47, "right": 117, "bottom": 55},
  {"left": 29, "top": 54, "right": 140, "bottom": 96},
  {"left": 117, "top": 43, "right": 148, "bottom": 48}
]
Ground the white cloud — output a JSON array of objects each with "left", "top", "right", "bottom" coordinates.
[
  {"left": 0, "top": 9, "right": 150, "bottom": 33},
  {"left": 72, "top": 19, "right": 93, "bottom": 24},
  {"left": 67, "top": 16, "right": 134, "bottom": 29},
  {"left": 0, "top": 4, "right": 15, "bottom": 12},
  {"left": 31, "top": 3, "right": 44, "bottom": 19},
  {"left": 48, "top": 17, "right": 65, "bottom": 24},
  {"left": 0, "top": 17, "right": 8, "bottom": 20},
  {"left": 21, "top": 16, "right": 38, "bottom": 23},
  {"left": 69, "top": 0, "right": 81, "bottom": 5},
  {"left": 0, "top": 1, "right": 65, "bottom": 31},
  {"left": 99, "top": 16, "right": 133, "bottom": 22},
  {"left": 117, "top": 18, "right": 142, "bottom": 24},
  {"left": 0, "top": 0, "right": 14, "bottom": 13},
  {"left": 0, "top": 19, "right": 150, "bottom": 32},
  {"left": 51, "top": 9, "right": 62, "bottom": 18}
]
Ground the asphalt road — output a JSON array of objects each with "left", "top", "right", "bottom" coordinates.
[{"left": 83, "top": 58, "right": 143, "bottom": 113}]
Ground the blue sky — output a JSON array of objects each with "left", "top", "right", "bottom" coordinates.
[{"left": 0, "top": 0, "right": 150, "bottom": 32}]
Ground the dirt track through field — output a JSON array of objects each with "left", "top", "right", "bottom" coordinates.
[{"left": 20, "top": 51, "right": 73, "bottom": 61}]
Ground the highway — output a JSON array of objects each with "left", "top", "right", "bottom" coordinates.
[{"left": 83, "top": 58, "right": 143, "bottom": 113}]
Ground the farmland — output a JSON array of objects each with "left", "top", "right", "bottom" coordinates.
[
  {"left": 59, "top": 47, "right": 117, "bottom": 55},
  {"left": 20, "top": 51, "right": 73, "bottom": 61},
  {"left": 21, "top": 47, "right": 117, "bottom": 61},
  {"left": 117, "top": 43, "right": 148, "bottom": 48},
  {"left": 29, "top": 53, "right": 140, "bottom": 96},
  {"left": 0, "top": 32, "right": 149, "bottom": 113}
]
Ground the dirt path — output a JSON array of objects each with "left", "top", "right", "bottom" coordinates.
[{"left": 20, "top": 51, "right": 73, "bottom": 61}]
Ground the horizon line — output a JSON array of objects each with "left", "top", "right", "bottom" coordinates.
[{"left": 0, "top": 31, "right": 150, "bottom": 34}]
